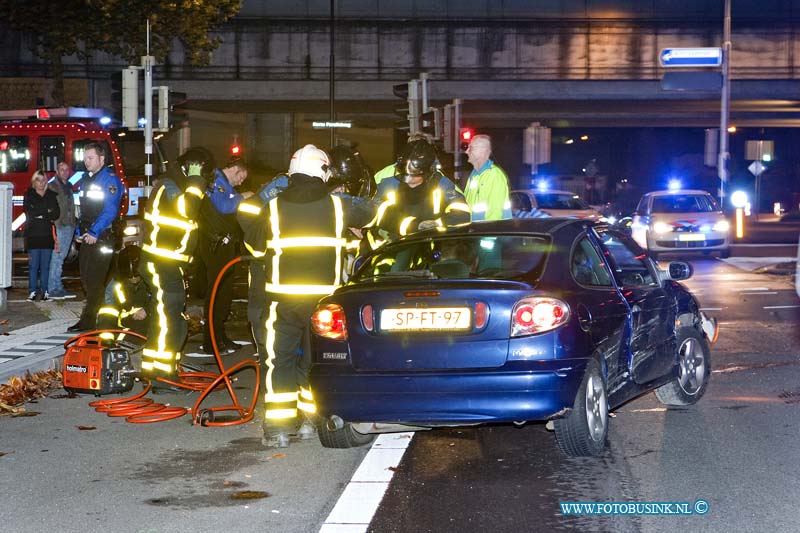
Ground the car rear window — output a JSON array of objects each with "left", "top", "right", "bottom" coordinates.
[
  {"left": 353, "top": 235, "right": 550, "bottom": 282},
  {"left": 534, "top": 193, "right": 589, "bottom": 210},
  {"left": 651, "top": 194, "right": 717, "bottom": 213}
]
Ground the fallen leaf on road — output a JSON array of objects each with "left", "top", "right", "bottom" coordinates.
[
  {"left": 11, "top": 411, "right": 39, "bottom": 417},
  {"left": 76, "top": 425, "right": 96, "bottom": 431},
  {"left": 267, "top": 453, "right": 287, "bottom": 460},
  {"left": 230, "top": 491, "right": 270, "bottom": 500},
  {"left": 223, "top": 480, "right": 246, "bottom": 488},
  {"left": 0, "top": 319, "right": 9, "bottom": 325},
  {"left": 0, "top": 451, "right": 7, "bottom": 457},
  {"left": 387, "top": 466, "right": 398, "bottom": 471}
]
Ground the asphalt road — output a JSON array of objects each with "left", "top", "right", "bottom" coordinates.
[{"left": 369, "top": 257, "right": 800, "bottom": 532}]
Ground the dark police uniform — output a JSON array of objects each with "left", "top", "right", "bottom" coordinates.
[
  {"left": 75, "top": 166, "right": 123, "bottom": 329},
  {"left": 97, "top": 275, "right": 152, "bottom": 340},
  {"left": 139, "top": 167, "right": 206, "bottom": 376},
  {"left": 197, "top": 169, "right": 245, "bottom": 351}
]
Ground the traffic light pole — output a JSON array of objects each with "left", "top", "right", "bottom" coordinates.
[
  {"left": 453, "top": 98, "right": 462, "bottom": 186},
  {"left": 718, "top": 0, "right": 731, "bottom": 205}
]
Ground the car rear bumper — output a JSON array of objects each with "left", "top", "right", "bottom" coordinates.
[{"left": 309, "top": 358, "right": 589, "bottom": 425}]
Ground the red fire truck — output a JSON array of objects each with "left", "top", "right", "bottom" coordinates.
[{"left": 1, "top": 107, "right": 148, "bottom": 252}]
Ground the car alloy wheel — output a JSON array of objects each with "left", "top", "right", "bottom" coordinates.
[
  {"left": 585, "top": 371, "right": 608, "bottom": 442},
  {"left": 677, "top": 334, "right": 706, "bottom": 396}
]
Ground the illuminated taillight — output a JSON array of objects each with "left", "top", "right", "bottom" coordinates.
[
  {"left": 361, "top": 304, "right": 374, "bottom": 332},
  {"left": 311, "top": 303, "right": 348, "bottom": 340},
  {"left": 510, "top": 297, "right": 569, "bottom": 337},
  {"left": 474, "top": 302, "right": 488, "bottom": 328}
]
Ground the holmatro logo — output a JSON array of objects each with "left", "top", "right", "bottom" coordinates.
[{"left": 66, "top": 365, "right": 88, "bottom": 373}]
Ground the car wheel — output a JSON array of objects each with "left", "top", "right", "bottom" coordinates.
[
  {"left": 317, "top": 420, "right": 376, "bottom": 449},
  {"left": 719, "top": 248, "right": 730, "bottom": 259},
  {"left": 554, "top": 359, "right": 608, "bottom": 457},
  {"left": 655, "top": 327, "right": 711, "bottom": 407}
]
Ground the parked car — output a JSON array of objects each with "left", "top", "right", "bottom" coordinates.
[
  {"left": 630, "top": 189, "right": 730, "bottom": 259},
  {"left": 511, "top": 189, "right": 604, "bottom": 220},
  {"left": 309, "top": 218, "right": 717, "bottom": 456}
]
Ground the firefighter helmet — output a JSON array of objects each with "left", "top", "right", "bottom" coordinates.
[
  {"left": 178, "top": 146, "right": 216, "bottom": 183},
  {"left": 396, "top": 139, "right": 438, "bottom": 184},
  {"left": 288, "top": 144, "right": 331, "bottom": 182},
  {"left": 327, "top": 146, "right": 375, "bottom": 197},
  {"left": 115, "top": 245, "right": 141, "bottom": 281}
]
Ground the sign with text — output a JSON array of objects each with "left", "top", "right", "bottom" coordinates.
[
  {"left": 312, "top": 121, "right": 352, "bottom": 129},
  {"left": 660, "top": 48, "right": 722, "bottom": 68}
]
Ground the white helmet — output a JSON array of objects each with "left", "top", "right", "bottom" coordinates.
[{"left": 288, "top": 144, "right": 331, "bottom": 182}]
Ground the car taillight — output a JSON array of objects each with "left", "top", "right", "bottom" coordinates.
[
  {"left": 474, "top": 302, "right": 488, "bottom": 328},
  {"left": 311, "top": 303, "right": 348, "bottom": 340},
  {"left": 361, "top": 304, "right": 374, "bottom": 332},
  {"left": 510, "top": 297, "right": 569, "bottom": 337}
]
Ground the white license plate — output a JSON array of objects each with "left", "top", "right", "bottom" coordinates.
[
  {"left": 380, "top": 307, "right": 471, "bottom": 331},
  {"left": 678, "top": 233, "right": 705, "bottom": 242}
]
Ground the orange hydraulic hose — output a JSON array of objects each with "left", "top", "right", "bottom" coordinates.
[{"left": 79, "top": 256, "right": 260, "bottom": 425}]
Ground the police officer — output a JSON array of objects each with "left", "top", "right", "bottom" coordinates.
[
  {"left": 139, "top": 148, "right": 213, "bottom": 379},
  {"left": 366, "top": 138, "right": 470, "bottom": 248},
  {"left": 97, "top": 245, "right": 151, "bottom": 341},
  {"left": 197, "top": 157, "right": 253, "bottom": 354},
  {"left": 68, "top": 142, "right": 124, "bottom": 333},
  {"left": 464, "top": 134, "right": 512, "bottom": 221},
  {"left": 238, "top": 144, "right": 370, "bottom": 448}
]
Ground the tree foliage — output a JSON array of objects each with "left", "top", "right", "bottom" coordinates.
[{"left": 0, "top": 0, "right": 242, "bottom": 105}]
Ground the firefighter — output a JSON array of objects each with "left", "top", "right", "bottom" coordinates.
[
  {"left": 197, "top": 157, "right": 253, "bottom": 355},
  {"left": 464, "top": 134, "right": 512, "bottom": 221},
  {"left": 237, "top": 144, "right": 371, "bottom": 448},
  {"left": 97, "top": 245, "right": 151, "bottom": 341},
  {"left": 68, "top": 142, "right": 124, "bottom": 333},
  {"left": 328, "top": 145, "right": 376, "bottom": 199},
  {"left": 139, "top": 147, "right": 214, "bottom": 379},
  {"left": 365, "top": 138, "right": 471, "bottom": 249}
]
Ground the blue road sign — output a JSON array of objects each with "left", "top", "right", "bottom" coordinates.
[{"left": 660, "top": 47, "right": 722, "bottom": 68}]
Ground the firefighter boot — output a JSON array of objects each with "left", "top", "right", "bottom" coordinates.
[
  {"left": 296, "top": 413, "right": 318, "bottom": 440},
  {"left": 262, "top": 421, "right": 291, "bottom": 448}
]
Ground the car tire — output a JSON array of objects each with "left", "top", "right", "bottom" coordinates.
[
  {"left": 655, "top": 327, "right": 711, "bottom": 407},
  {"left": 719, "top": 248, "right": 730, "bottom": 259},
  {"left": 317, "top": 420, "right": 376, "bottom": 449},
  {"left": 554, "top": 359, "right": 608, "bottom": 457}
]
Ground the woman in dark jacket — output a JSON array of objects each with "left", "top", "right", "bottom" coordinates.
[{"left": 23, "top": 170, "right": 60, "bottom": 301}]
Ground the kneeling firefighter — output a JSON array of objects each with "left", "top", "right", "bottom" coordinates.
[
  {"left": 237, "top": 144, "right": 371, "bottom": 448},
  {"left": 139, "top": 148, "right": 215, "bottom": 379},
  {"left": 97, "top": 245, "right": 151, "bottom": 341}
]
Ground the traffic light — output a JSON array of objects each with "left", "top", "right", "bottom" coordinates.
[
  {"left": 110, "top": 68, "right": 139, "bottom": 128},
  {"left": 231, "top": 134, "right": 242, "bottom": 157},
  {"left": 421, "top": 107, "right": 442, "bottom": 141},
  {"left": 393, "top": 80, "right": 422, "bottom": 135},
  {"left": 459, "top": 128, "right": 474, "bottom": 151}
]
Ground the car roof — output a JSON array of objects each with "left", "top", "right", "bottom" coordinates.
[
  {"left": 512, "top": 189, "right": 577, "bottom": 196},
  {"left": 394, "top": 217, "right": 594, "bottom": 242},
  {"left": 644, "top": 189, "right": 712, "bottom": 198}
]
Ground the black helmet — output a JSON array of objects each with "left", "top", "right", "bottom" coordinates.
[
  {"left": 115, "top": 245, "right": 141, "bottom": 281},
  {"left": 177, "top": 146, "right": 216, "bottom": 182},
  {"left": 328, "top": 146, "right": 375, "bottom": 197},
  {"left": 396, "top": 139, "right": 437, "bottom": 184}
]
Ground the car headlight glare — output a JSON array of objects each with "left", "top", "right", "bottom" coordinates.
[
  {"left": 123, "top": 225, "right": 139, "bottom": 236},
  {"left": 652, "top": 222, "right": 671, "bottom": 234},
  {"left": 712, "top": 220, "right": 730, "bottom": 232}
]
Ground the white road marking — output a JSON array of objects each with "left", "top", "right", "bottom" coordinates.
[
  {"left": 740, "top": 292, "right": 777, "bottom": 295},
  {"left": 320, "top": 432, "right": 415, "bottom": 532},
  {"left": 763, "top": 305, "right": 800, "bottom": 309},
  {"left": 733, "top": 287, "right": 770, "bottom": 292}
]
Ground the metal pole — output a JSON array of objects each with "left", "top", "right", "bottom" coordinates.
[
  {"left": 143, "top": 20, "right": 154, "bottom": 187},
  {"left": 718, "top": 0, "right": 731, "bottom": 206},
  {"left": 329, "top": 0, "right": 335, "bottom": 148},
  {"left": 453, "top": 98, "right": 462, "bottom": 187}
]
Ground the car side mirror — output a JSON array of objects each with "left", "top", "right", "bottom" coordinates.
[{"left": 666, "top": 261, "right": 693, "bottom": 281}]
